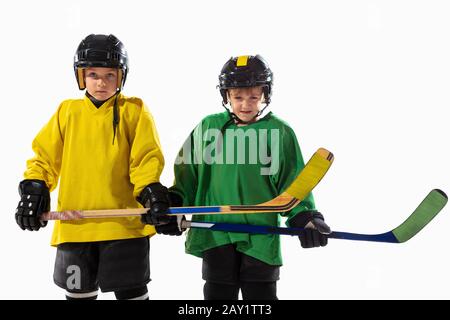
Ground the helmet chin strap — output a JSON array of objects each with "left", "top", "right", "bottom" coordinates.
[
  {"left": 111, "top": 77, "right": 126, "bottom": 145},
  {"left": 112, "top": 89, "right": 121, "bottom": 145}
]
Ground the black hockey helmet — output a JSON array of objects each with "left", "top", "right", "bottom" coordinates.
[
  {"left": 74, "top": 34, "right": 128, "bottom": 90},
  {"left": 218, "top": 55, "right": 273, "bottom": 105}
]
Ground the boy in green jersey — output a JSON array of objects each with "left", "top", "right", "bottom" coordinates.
[{"left": 154, "top": 55, "right": 330, "bottom": 299}]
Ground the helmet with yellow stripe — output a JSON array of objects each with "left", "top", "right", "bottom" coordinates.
[{"left": 218, "top": 55, "right": 273, "bottom": 105}]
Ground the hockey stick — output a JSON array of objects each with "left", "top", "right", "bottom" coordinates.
[
  {"left": 40, "top": 147, "right": 334, "bottom": 220},
  {"left": 181, "top": 189, "right": 447, "bottom": 243}
]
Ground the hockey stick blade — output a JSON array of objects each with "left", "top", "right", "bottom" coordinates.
[
  {"left": 182, "top": 189, "right": 447, "bottom": 243},
  {"left": 40, "top": 147, "right": 334, "bottom": 220}
]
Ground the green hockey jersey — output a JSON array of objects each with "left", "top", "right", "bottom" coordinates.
[{"left": 170, "top": 111, "right": 315, "bottom": 265}]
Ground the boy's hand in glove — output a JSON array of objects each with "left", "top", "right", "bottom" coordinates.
[
  {"left": 288, "top": 211, "right": 331, "bottom": 248},
  {"left": 137, "top": 183, "right": 184, "bottom": 236}
]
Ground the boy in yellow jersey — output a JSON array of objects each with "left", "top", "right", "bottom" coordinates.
[{"left": 14, "top": 34, "right": 181, "bottom": 300}]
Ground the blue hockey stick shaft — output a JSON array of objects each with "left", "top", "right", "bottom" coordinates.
[{"left": 186, "top": 221, "right": 399, "bottom": 243}]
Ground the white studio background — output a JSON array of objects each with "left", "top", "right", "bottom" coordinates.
[{"left": 0, "top": 0, "right": 449, "bottom": 300}]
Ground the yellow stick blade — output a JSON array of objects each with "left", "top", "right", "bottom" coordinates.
[{"left": 285, "top": 148, "right": 334, "bottom": 200}]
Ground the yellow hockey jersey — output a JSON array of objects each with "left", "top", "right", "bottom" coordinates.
[{"left": 24, "top": 94, "right": 164, "bottom": 245}]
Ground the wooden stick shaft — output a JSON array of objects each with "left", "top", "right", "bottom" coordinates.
[{"left": 40, "top": 196, "right": 299, "bottom": 221}]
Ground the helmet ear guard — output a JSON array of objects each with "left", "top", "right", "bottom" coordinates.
[
  {"left": 117, "top": 69, "right": 124, "bottom": 91},
  {"left": 262, "top": 85, "right": 271, "bottom": 104},
  {"left": 220, "top": 88, "right": 228, "bottom": 105},
  {"left": 75, "top": 68, "right": 86, "bottom": 90}
]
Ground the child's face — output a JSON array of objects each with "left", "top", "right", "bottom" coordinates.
[
  {"left": 85, "top": 67, "right": 119, "bottom": 101},
  {"left": 228, "top": 87, "right": 264, "bottom": 124}
]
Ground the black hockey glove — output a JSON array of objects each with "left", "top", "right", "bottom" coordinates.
[
  {"left": 15, "top": 179, "right": 50, "bottom": 231},
  {"left": 137, "top": 183, "right": 184, "bottom": 236},
  {"left": 153, "top": 192, "right": 185, "bottom": 236},
  {"left": 288, "top": 211, "right": 330, "bottom": 248}
]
